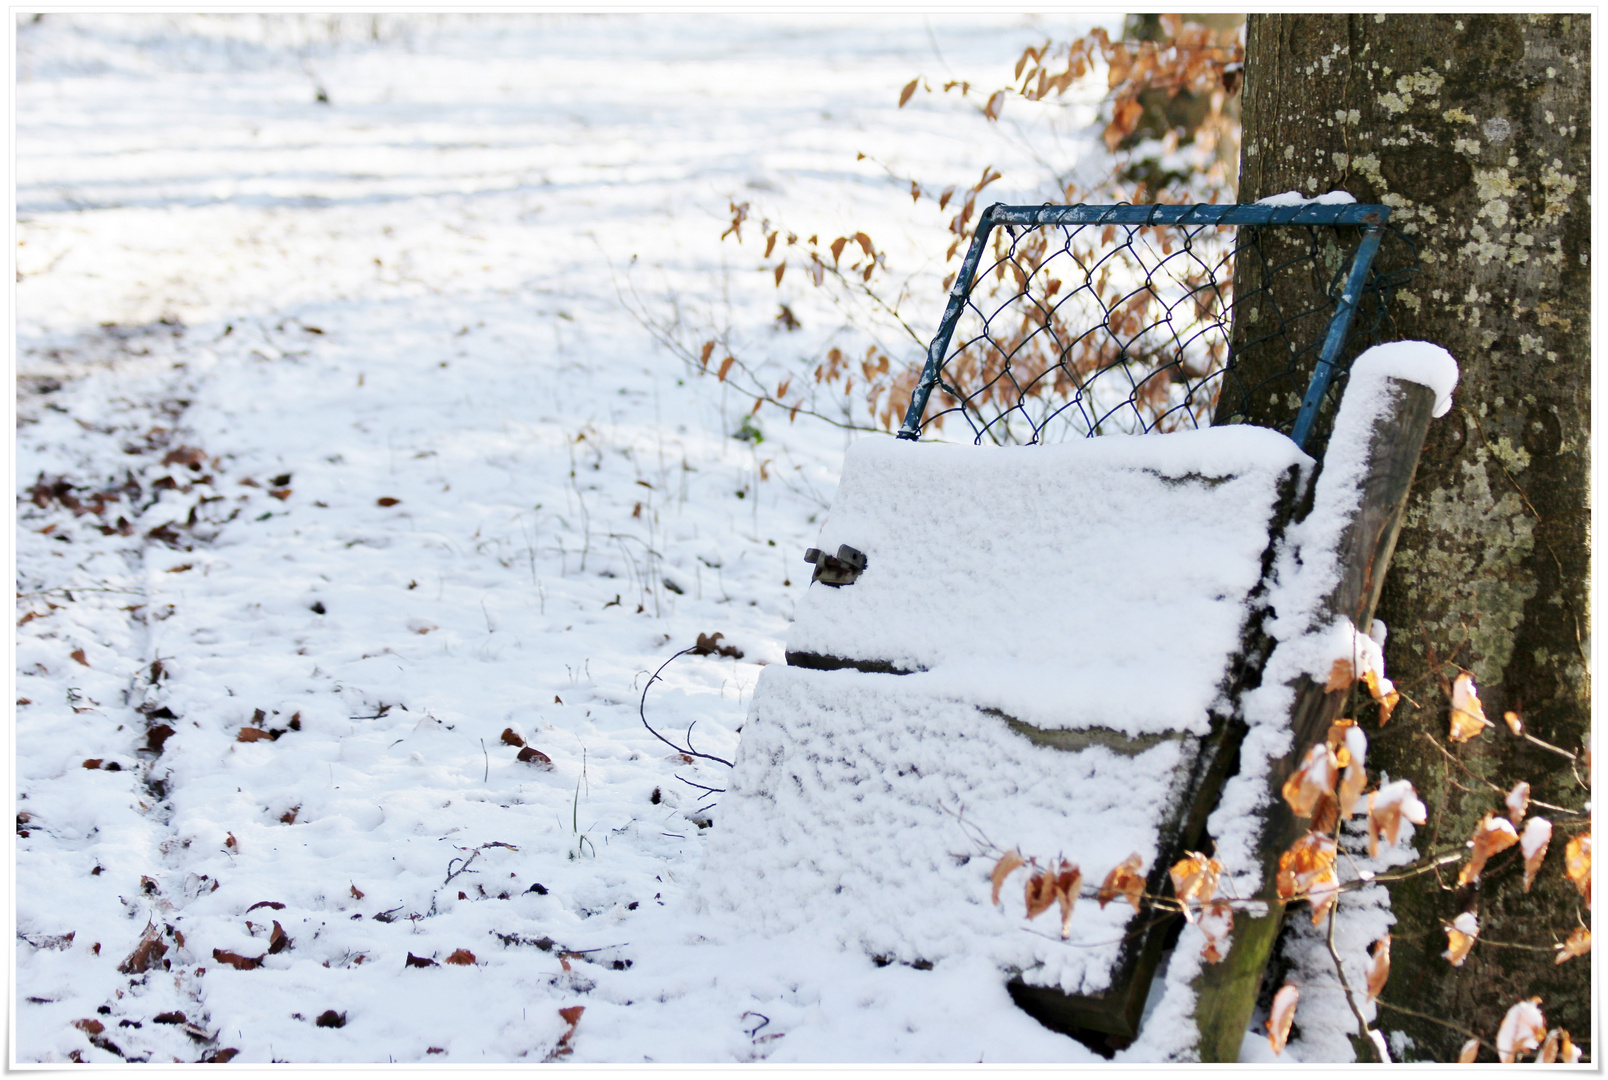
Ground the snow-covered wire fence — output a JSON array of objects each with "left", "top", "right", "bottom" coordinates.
[{"left": 898, "top": 202, "right": 1418, "bottom": 450}]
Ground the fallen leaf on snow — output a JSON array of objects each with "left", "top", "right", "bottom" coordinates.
[
  {"left": 446, "top": 948, "right": 476, "bottom": 965},
  {"left": 268, "top": 921, "right": 290, "bottom": 954},
  {"left": 315, "top": 1009, "right": 346, "bottom": 1028},
  {"left": 118, "top": 925, "right": 168, "bottom": 974},
  {"left": 349, "top": 884, "right": 364, "bottom": 900},
  {"left": 236, "top": 727, "right": 273, "bottom": 742},
  {"left": 377, "top": 497, "right": 401, "bottom": 507},
  {"left": 500, "top": 727, "right": 526, "bottom": 748},
  {"left": 71, "top": 649, "right": 89, "bottom": 666},
  {"left": 405, "top": 952, "right": 438, "bottom": 968},
  {"left": 245, "top": 900, "right": 286, "bottom": 913},
  {"left": 516, "top": 747, "right": 553, "bottom": 768},
  {"left": 211, "top": 948, "right": 263, "bottom": 970}
]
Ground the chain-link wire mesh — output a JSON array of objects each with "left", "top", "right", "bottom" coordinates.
[{"left": 898, "top": 203, "right": 1418, "bottom": 449}]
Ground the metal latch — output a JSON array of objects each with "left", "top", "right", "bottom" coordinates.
[{"left": 803, "top": 544, "right": 867, "bottom": 587}]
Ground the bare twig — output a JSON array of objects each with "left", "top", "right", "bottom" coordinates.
[
  {"left": 1324, "top": 901, "right": 1379, "bottom": 1061},
  {"left": 638, "top": 646, "right": 735, "bottom": 768}
]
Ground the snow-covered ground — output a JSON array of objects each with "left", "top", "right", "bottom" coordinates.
[{"left": 14, "top": 14, "right": 1377, "bottom": 1067}]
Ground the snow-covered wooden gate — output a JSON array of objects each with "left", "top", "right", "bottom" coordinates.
[{"left": 697, "top": 203, "right": 1457, "bottom": 1060}]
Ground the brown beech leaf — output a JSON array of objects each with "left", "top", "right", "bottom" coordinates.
[
  {"left": 445, "top": 948, "right": 477, "bottom": 965},
  {"left": 376, "top": 497, "right": 401, "bottom": 507},
  {"left": 1458, "top": 813, "right": 1519, "bottom": 886},
  {"left": 558, "top": 1005, "right": 585, "bottom": 1048},
  {"left": 268, "top": 921, "right": 290, "bottom": 954},
  {"left": 1324, "top": 658, "right": 1355, "bottom": 693},
  {"left": 1521, "top": 816, "right": 1552, "bottom": 892},
  {"left": 1168, "top": 851, "right": 1222, "bottom": 921},
  {"left": 1365, "top": 934, "right": 1390, "bottom": 1002},
  {"left": 118, "top": 925, "right": 168, "bottom": 974},
  {"left": 74, "top": 1018, "right": 105, "bottom": 1036},
  {"left": 1458, "top": 1038, "right": 1480, "bottom": 1063},
  {"left": 245, "top": 900, "right": 285, "bottom": 913},
  {"left": 1097, "top": 853, "right": 1146, "bottom": 911},
  {"left": 1197, "top": 898, "right": 1233, "bottom": 963},
  {"left": 1023, "top": 869, "right": 1057, "bottom": 920},
  {"left": 1554, "top": 926, "right": 1589, "bottom": 965},
  {"left": 1504, "top": 710, "right": 1524, "bottom": 735},
  {"left": 517, "top": 747, "right": 553, "bottom": 769},
  {"left": 1496, "top": 997, "right": 1545, "bottom": 1063},
  {"left": 1559, "top": 1030, "right": 1581, "bottom": 1063},
  {"left": 71, "top": 648, "right": 90, "bottom": 666},
  {"left": 1564, "top": 830, "right": 1591, "bottom": 902},
  {"left": 1282, "top": 742, "right": 1339, "bottom": 818},
  {"left": 1366, "top": 780, "right": 1427, "bottom": 857},
  {"left": 83, "top": 759, "right": 103, "bottom": 770},
  {"left": 237, "top": 727, "right": 273, "bottom": 742},
  {"left": 405, "top": 952, "right": 438, "bottom": 968},
  {"left": 1442, "top": 911, "right": 1478, "bottom": 967},
  {"left": 1362, "top": 668, "right": 1399, "bottom": 726},
  {"left": 1505, "top": 781, "right": 1531, "bottom": 824},
  {"left": 349, "top": 883, "right": 365, "bottom": 900},
  {"left": 989, "top": 849, "right": 1025, "bottom": 906},
  {"left": 1267, "top": 983, "right": 1298, "bottom": 1055},
  {"left": 500, "top": 727, "right": 526, "bottom": 748},
  {"left": 1448, "top": 670, "right": 1491, "bottom": 742},
  {"left": 145, "top": 724, "right": 176, "bottom": 753},
  {"left": 212, "top": 948, "right": 263, "bottom": 971},
  {"left": 898, "top": 77, "right": 919, "bottom": 107},
  {"left": 1308, "top": 791, "right": 1340, "bottom": 836},
  {"left": 1537, "top": 1028, "right": 1563, "bottom": 1064},
  {"left": 1052, "top": 860, "right": 1082, "bottom": 940},
  {"left": 1276, "top": 831, "right": 1339, "bottom": 923}
]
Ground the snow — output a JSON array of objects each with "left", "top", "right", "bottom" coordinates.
[
  {"left": 12, "top": 13, "right": 1453, "bottom": 1067},
  {"left": 784, "top": 430, "right": 1309, "bottom": 736},
  {"left": 1255, "top": 190, "right": 1358, "bottom": 207}
]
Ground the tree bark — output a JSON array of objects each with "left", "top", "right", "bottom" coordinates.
[{"left": 1232, "top": 14, "right": 1590, "bottom": 1062}]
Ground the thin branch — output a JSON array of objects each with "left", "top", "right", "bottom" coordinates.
[
  {"left": 1325, "top": 901, "right": 1379, "bottom": 1061},
  {"left": 1373, "top": 997, "right": 1494, "bottom": 1056},
  {"left": 638, "top": 646, "right": 735, "bottom": 769}
]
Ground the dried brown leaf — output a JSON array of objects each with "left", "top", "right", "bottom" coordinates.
[
  {"left": 1276, "top": 832, "right": 1339, "bottom": 923},
  {"left": 989, "top": 849, "right": 1025, "bottom": 906},
  {"left": 1198, "top": 898, "right": 1233, "bottom": 963},
  {"left": 1504, "top": 710, "right": 1524, "bottom": 735},
  {"left": 1365, "top": 934, "right": 1390, "bottom": 1002},
  {"left": 1366, "top": 780, "right": 1427, "bottom": 857},
  {"left": 118, "top": 925, "right": 168, "bottom": 974},
  {"left": 1267, "top": 983, "right": 1298, "bottom": 1055},
  {"left": 1496, "top": 997, "right": 1545, "bottom": 1063},
  {"left": 1324, "top": 658, "right": 1355, "bottom": 693},
  {"left": 1505, "top": 781, "right": 1531, "bottom": 824},
  {"left": 500, "top": 727, "right": 526, "bottom": 748},
  {"left": 1442, "top": 911, "right": 1478, "bottom": 967},
  {"left": 1448, "top": 670, "right": 1491, "bottom": 742},
  {"left": 1457, "top": 1038, "right": 1480, "bottom": 1063},
  {"left": 1554, "top": 926, "right": 1589, "bottom": 965},
  {"left": 1521, "top": 816, "right": 1552, "bottom": 892},
  {"left": 1052, "top": 861, "right": 1082, "bottom": 940},
  {"left": 1023, "top": 869, "right": 1057, "bottom": 920},
  {"left": 237, "top": 727, "right": 272, "bottom": 742},
  {"left": 1564, "top": 830, "right": 1591, "bottom": 902},
  {"left": 1458, "top": 813, "right": 1519, "bottom": 886},
  {"left": 1281, "top": 743, "right": 1338, "bottom": 818},
  {"left": 1169, "top": 851, "right": 1222, "bottom": 921},
  {"left": 446, "top": 948, "right": 477, "bottom": 965},
  {"left": 898, "top": 77, "right": 919, "bottom": 107},
  {"left": 211, "top": 948, "right": 263, "bottom": 971},
  {"left": 1096, "top": 853, "right": 1146, "bottom": 911},
  {"left": 268, "top": 921, "right": 290, "bottom": 954},
  {"left": 405, "top": 952, "right": 438, "bottom": 968}
]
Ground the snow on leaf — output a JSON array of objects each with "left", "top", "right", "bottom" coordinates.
[
  {"left": 1560, "top": 1030, "right": 1581, "bottom": 1063},
  {"left": 1168, "top": 851, "right": 1222, "bottom": 922},
  {"left": 1448, "top": 670, "right": 1491, "bottom": 742},
  {"left": 1276, "top": 831, "right": 1337, "bottom": 913},
  {"left": 1504, "top": 710, "right": 1524, "bottom": 735},
  {"left": 1553, "top": 926, "right": 1589, "bottom": 965},
  {"left": 1365, "top": 934, "right": 1390, "bottom": 1001},
  {"left": 1521, "top": 816, "right": 1552, "bottom": 892},
  {"left": 1362, "top": 668, "right": 1399, "bottom": 726},
  {"left": 1495, "top": 997, "right": 1545, "bottom": 1063},
  {"left": 1096, "top": 853, "right": 1145, "bottom": 911},
  {"left": 1023, "top": 868, "right": 1057, "bottom": 920},
  {"left": 1366, "top": 779, "right": 1427, "bottom": 857},
  {"left": 1564, "top": 830, "right": 1591, "bottom": 902},
  {"left": 1457, "top": 813, "right": 1519, "bottom": 887},
  {"left": 1281, "top": 742, "right": 1338, "bottom": 818},
  {"left": 1442, "top": 911, "right": 1478, "bottom": 967},
  {"left": 1504, "top": 781, "right": 1530, "bottom": 825},
  {"left": 1197, "top": 899, "right": 1233, "bottom": 963},
  {"left": 1267, "top": 984, "right": 1298, "bottom": 1055},
  {"left": 1052, "top": 861, "right": 1082, "bottom": 940},
  {"left": 989, "top": 849, "right": 1025, "bottom": 906},
  {"left": 1457, "top": 1038, "right": 1480, "bottom": 1063}
]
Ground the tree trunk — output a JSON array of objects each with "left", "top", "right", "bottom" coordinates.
[{"left": 1233, "top": 14, "right": 1590, "bottom": 1063}]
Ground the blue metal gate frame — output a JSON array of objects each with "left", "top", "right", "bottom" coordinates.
[{"left": 895, "top": 202, "right": 1393, "bottom": 451}]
